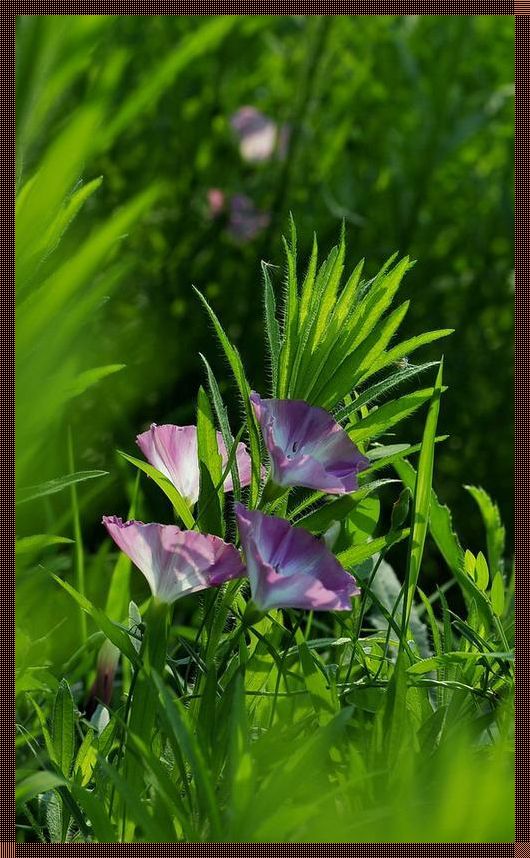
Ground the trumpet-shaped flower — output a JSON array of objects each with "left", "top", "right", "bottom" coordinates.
[
  {"left": 235, "top": 504, "right": 359, "bottom": 612},
  {"left": 102, "top": 516, "right": 245, "bottom": 604},
  {"left": 250, "top": 392, "right": 369, "bottom": 495},
  {"left": 136, "top": 424, "right": 252, "bottom": 506}
]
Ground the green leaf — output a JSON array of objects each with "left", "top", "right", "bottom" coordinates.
[
  {"left": 407, "top": 650, "right": 513, "bottom": 675},
  {"left": 491, "top": 572, "right": 506, "bottom": 618},
  {"left": 394, "top": 459, "right": 493, "bottom": 625},
  {"left": 337, "top": 527, "right": 409, "bottom": 569},
  {"left": 314, "top": 300, "right": 410, "bottom": 408},
  {"left": 293, "top": 480, "right": 393, "bottom": 534},
  {"left": 335, "top": 361, "right": 439, "bottom": 422},
  {"left": 70, "top": 783, "right": 116, "bottom": 842},
  {"left": 312, "top": 220, "right": 345, "bottom": 345},
  {"left": 74, "top": 728, "right": 96, "bottom": 786},
  {"left": 66, "top": 363, "right": 125, "bottom": 399},
  {"left": 194, "top": 287, "right": 261, "bottom": 505},
  {"left": 200, "top": 353, "right": 242, "bottom": 500},
  {"left": 16, "top": 772, "right": 65, "bottom": 806},
  {"left": 363, "top": 329, "right": 454, "bottom": 383},
  {"left": 348, "top": 387, "right": 442, "bottom": 445},
  {"left": 118, "top": 450, "right": 194, "bottom": 529},
  {"left": 293, "top": 245, "right": 339, "bottom": 397},
  {"left": 16, "top": 535, "right": 74, "bottom": 555},
  {"left": 52, "top": 679, "right": 76, "bottom": 778},
  {"left": 39, "top": 175, "right": 104, "bottom": 262},
  {"left": 297, "top": 232, "right": 318, "bottom": 331},
  {"left": 278, "top": 222, "right": 299, "bottom": 397},
  {"left": 464, "top": 484, "right": 506, "bottom": 575},
  {"left": 51, "top": 575, "right": 139, "bottom": 664},
  {"left": 475, "top": 551, "right": 490, "bottom": 591},
  {"left": 402, "top": 361, "right": 444, "bottom": 629},
  {"left": 465, "top": 549, "right": 477, "bottom": 580},
  {"left": 298, "top": 640, "right": 338, "bottom": 725},
  {"left": 197, "top": 385, "right": 224, "bottom": 536},
  {"left": 393, "top": 458, "right": 463, "bottom": 574},
  {"left": 152, "top": 672, "right": 222, "bottom": 840},
  {"left": 16, "top": 470, "right": 108, "bottom": 505},
  {"left": 262, "top": 262, "right": 281, "bottom": 394}
]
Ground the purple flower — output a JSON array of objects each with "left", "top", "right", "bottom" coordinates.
[
  {"left": 235, "top": 504, "right": 359, "bottom": 612},
  {"left": 228, "top": 194, "right": 270, "bottom": 242},
  {"left": 102, "top": 516, "right": 245, "bottom": 604},
  {"left": 136, "top": 424, "right": 252, "bottom": 506},
  {"left": 230, "top": 106, "right": 279, "bottom": 163},
  {"left": 250, "top": 393, "right": 370, "bottom": 494}
]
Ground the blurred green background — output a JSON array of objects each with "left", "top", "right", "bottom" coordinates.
[{"left": 16, "top": 14, "right": 513, "bottom": 641}]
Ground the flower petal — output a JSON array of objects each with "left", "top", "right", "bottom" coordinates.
[
  {"left": 137, "top": 424, "right": 199, "bottom": 505},
  {"left": 235, "top": 504, "right": 359, "bottom": 612},
  {"left": 250, "top": 392, "right": 369, "bottom": 494},
  {"left": 102, "top": 516, "right": 245, "bottom": 604},
  {"left": 136, "top": 424, "right": 253, "bottom": 505}
]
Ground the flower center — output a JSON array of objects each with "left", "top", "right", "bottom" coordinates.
[{"left": 287, "top": 440, "right": 300, "bottom": 460}]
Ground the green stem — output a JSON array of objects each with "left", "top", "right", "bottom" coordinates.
[{"left": 120, "top": 598, "right": 170, "bottom": 840}]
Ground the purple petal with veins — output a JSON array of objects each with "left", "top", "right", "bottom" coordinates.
[
  {"left": 102, "top": 516, "right": 245, "bottom": 604},
  {"left": 235, "top": 504, "right": 359, "bottom": 612},
  {"left": 250, "top": 392, "right": 369, "bottom": 495}
]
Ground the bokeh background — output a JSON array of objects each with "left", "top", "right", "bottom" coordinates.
[{"left": 16, "top": 15, "right": 514, "bottom": 656}]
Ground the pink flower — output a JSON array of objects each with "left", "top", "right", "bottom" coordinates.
[
  {"left": 136, "top": 424, "right": 252, "bottom": 506},
  {"left": 102, "top": 517, "right": 245, "bottom": 604},
  {"left": 235, "top": 504, "right": 359, "bottom": 612},
  {"left": 207, "top": 188, "right": 226, "bottom": 218},
  {"left": 250, "top": 393, "right": 369, "bottom": 494}
]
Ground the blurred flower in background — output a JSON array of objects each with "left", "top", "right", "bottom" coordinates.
[
  {"left": 228, "top": 193, "right": 270, "bottom": 242},
  {"left": 230, "top": 106, "right": 289, "bottom": 163},
  {"left": 230, "top": 106, "right": 288, "bottom": 164},
  {"left": 206, "top": 188, "right": 270, "bottom": 242}
]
